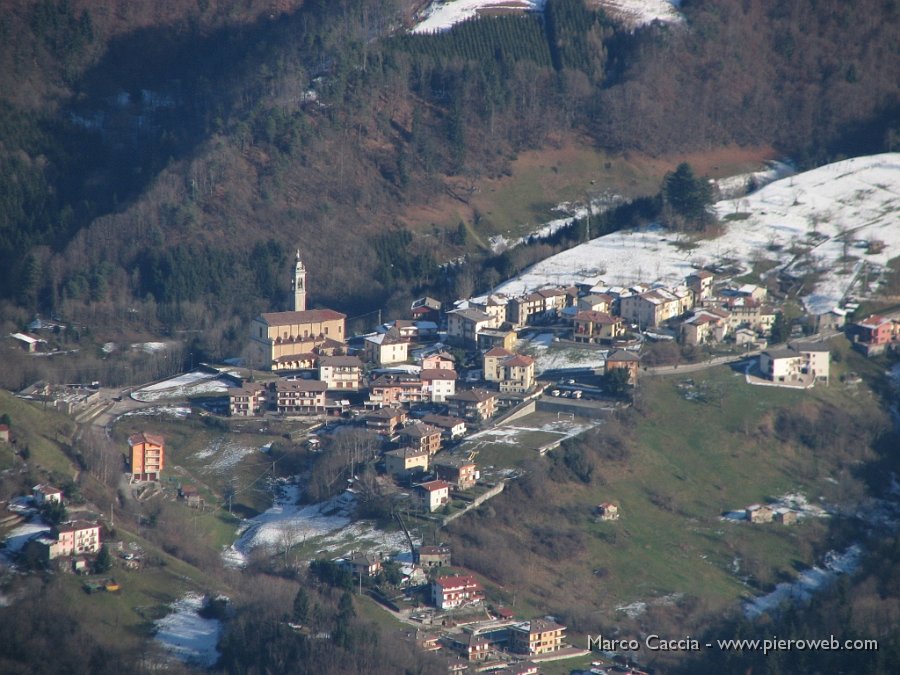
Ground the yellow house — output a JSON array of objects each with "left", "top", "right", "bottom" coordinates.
[{"left": 384, "top": 448, "right": 429, "bottom": 477}]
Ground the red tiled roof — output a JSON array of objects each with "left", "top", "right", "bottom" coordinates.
[
  {"left": 484, "top": 347, "right": 514, "bottom": 358},
  {"left": 418, "top": 480, "right": 450, "bottom": 492},
  {"left": 128, "top": 432, "right": 164, "bottom": 446}
]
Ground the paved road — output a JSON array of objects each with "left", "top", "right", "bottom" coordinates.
[
  {"left": 643, "top": 330, "right": 841, "bottom": 377},
  {"left": 644, "top": 349, "right": 761, "bottom": 376}
]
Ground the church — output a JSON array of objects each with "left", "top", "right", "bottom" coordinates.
[{"left": 249, "top": 251, "right": 347, "bottom": 371}]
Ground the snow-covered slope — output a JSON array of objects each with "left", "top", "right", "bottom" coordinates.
[
  {"left": 596, "top": 0, "right": 683, "bottom": 28},
  {"left": 488, "top": 153, "right": 900, "bottom": 315},
  {"left": 412, "top": 0, "right": 546, "bottom": 34}
]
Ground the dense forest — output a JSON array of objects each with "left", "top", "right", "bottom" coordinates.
[{"left": 0, "top": 0, "right": 897, "bottom": 353}]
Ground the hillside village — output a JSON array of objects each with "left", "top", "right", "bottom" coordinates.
[{"left": 3, "top": 161, "right": 899, "bottom": 673}]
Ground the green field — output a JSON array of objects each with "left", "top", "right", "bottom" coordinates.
[
  {"left": 0, "top": 390, "right": 77, "bottom": 479},
  {"left": 461, "top": 341, "right": 890, "bottom": 627}
]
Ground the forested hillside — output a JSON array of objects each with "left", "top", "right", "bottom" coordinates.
[{"left": 0, "top": 0, "right": 897, "bottom": 360}]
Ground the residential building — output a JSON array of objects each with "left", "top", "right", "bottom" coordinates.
[
  {"left": 849, "top": 314, "right": 900, "bottom": 355},
  {"left": 577, "top": 293, "right": 614, "bottom": 313},
  {"left": 128, "top": 432, "right": 165, "bottom": 482},
  {"left": 52, "top": 520, "right": 102, "bottom": 557},
  {"left": 448, "top": 633, "right": 491, "bottom": 661},
  {"left": 344, "top": 551, "right": 382, "bottom": 577},
  {"left": 411, "top": 297, "right": 442, "bottom": 323},
  {"left": 319, "top": 355, "right": 364, "bottom": 391},
  {"left": 422, "top": 352, "right": 456, "bottom": 371},
  {"left": 735, "top": 283, "right": 768, "bottom": 302},
  {"left": 605, "top": 350, "right": 640, "bottom": 384},
  {"left": 364, "top": 332, "right": 409, "bottom": 366},
  {"left": 433, "top": 456, "right": 479, "bottom": 490},
  {"left": 369, "top": 374, "right": 426, "bottom": 406},
  {"left": 483, "top": 347, "right": 514, "bottom": 382},
  {"left": 497, "top": 354, "right": 535, "bottom": 393},
  {"left": 619, "top": 288, "right": 684, "bottom": 328},
  {"left": 275, "top": 379, "right": 328, "bottom": 414},
  {"left": 508, "top": 618, "right": 566, "bottom": 656},
  {"left": 813, "top": 308, "right": 847, "bottom": 333},
  {"left": 447, "top": 390, "right": 498, "bottom": 422},
  {"left": 686, "top": 270, "right": 715, "bottom": 301},
  {"left": 447, "top": 308, "right": 496, "bottom": 347},
  {"left": 483, "top": 349, "right": 535, "bottom": 393},
  {"left": 681, "top": 308, "right": 730, "bottom": 346},
  {"left": 32, "top": 484, "right": 63, "bottom": 505},
  {"left": 398, "top": 424, "right": 443, "bottom": 456},
  {"left": 250, "top": 308, "right": 346, "bottom": 370},
  {"left": 422, "top": 414, "right": 467, "bottom": 439},
  {"left": 759, "top": 341, "right": 830, "bottom": 384},
  {"left": 366, "top": 408, "right": 408, "bottom": 435},
  {"left": 537, "top": 287, "right": 568, "bottom": 312},
  {"left": 431, "top": 575, "right": 484, "bottom": 610},
  {"left": 507, "top": 292, "right": 545, "bottom": 327},
  {"left": 476, "top": 329, "right": 518, "bottom": 351},
  {"left": 421, "top": 369, "right": 457, "bottom": 403},
  {"left": 415, "top": 545, "right": 451, "bottom": 568},
  {"left": 228, "top": 381, "right": 269, "bottom": 416},
  {"left": 417, "top": 480, "right": 451, "bottom": 512},
  {"left": 724, "top": 298, "right": 777, "bottom": 334},
  {"left": 469, "top": 295, "right": 509, "bottom": 327},
  {"left": 572, "top": 311, "right": 625, "bottom": 344},
  {"left": 385, "top": 447, "right": 430, "bottom": 478}
]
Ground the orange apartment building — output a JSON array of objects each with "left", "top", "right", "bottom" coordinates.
[{"left": 128, "top": 432, "right": 165, "bottom": 481}]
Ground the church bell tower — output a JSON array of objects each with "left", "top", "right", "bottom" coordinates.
[{"left": 292, "top": 250, "right": 306, "bottom": 312}]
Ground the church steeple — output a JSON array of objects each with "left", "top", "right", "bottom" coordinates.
[{"left": 292, "top": 250, "right": 306, "bottom": 312}]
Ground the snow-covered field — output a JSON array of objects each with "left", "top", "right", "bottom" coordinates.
[
  {"left": 412, "top": 0, "right": 545, "bottom": 34},
  {"left": 744, "top": 545, "right": 862, "bottom": 619},
  {"left": 1, "top": 520, "right": 50, "bottom": 553},
  {"left": 120, "top": 405, "right": 191, "bottom": 419},
  {"left": 223, "top": 482, "right": 413, "bottom": 568},
  {"left": 486, "top": 154, "right": 900, "bottom": 315},
  {"left": 597, "top": 0, "right": 683, "bottom": 28},
  {"left": 154, "top": 593, "right": 222, "bottom": 667},
  {"left": 411, "top": 0, "right": 680, "bottom": 34},
  {"left": 463, "top": 415, "right": 599, "bottom": 451},
  {"left": 132, "top": 371, "right": 233, "bottom": 402},
  {"left": 194, "top": 438, "right": 261, "bottom": 474}
]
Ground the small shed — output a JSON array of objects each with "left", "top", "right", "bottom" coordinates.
[
  {"left": 774, "top": 509, "right": 798, "bottom": 525},
  {"left": 746, "top": 504, "right": 774, "bottom": 523},
  {"left": 596, "top": 502, "right": 619, "bottom": 521}
]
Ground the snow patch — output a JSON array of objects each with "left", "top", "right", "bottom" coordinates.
[
  {"left": 412, "top": 0, "right": 546, "bottom": 34},
  {"left": 744, "top": 546, "right": 862, "bottom": 619},
  {"left": 154, "top": 593, "right": 222, "bottom": 667},
  {"left": 597, "top": 0, "right": 683, "bottom": 28},
  {"left": 194, "top": 438, "right": 261, "bottom": 473}
]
